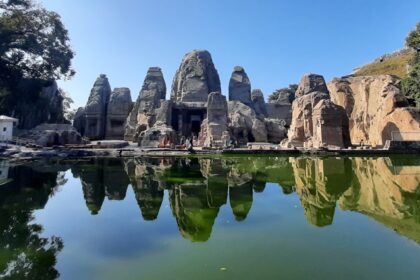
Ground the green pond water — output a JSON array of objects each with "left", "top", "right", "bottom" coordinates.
[{"left": 1, "top": 155, "right": 420, "bottom": 280}]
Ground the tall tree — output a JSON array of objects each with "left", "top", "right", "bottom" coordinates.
[
  {"left": 0, "top": 0, "right": 75, "bottom": 127},
  {"left": 0, "top": 0, "right": 75, "bottom": 85},
  {"left": 402, "top": 22, "right": 420, "bottom": 107}
]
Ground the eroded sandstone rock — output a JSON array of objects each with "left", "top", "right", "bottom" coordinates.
[
  {"left": 266, "top": 88, "right": 293, "bottom": 126},
  {"left": 139, "top": 100, "right": 177, "bottom": 147},
  {"left": 228, "top": 101, "right": 267, "bottom": 145},
  {"left": 265, "top": 118, "right": 287, "bottom": 144},
  {"left": 328, "top": 75, "right": 420, "bottom": 147},
  {"left": 171, "top": 50, "right": 221, "bottom": 102},
  {"left": 24, "top": 123, "right": 84, "bottom": 147},
  {"left": 84, "top": 74, "right": 112, "bottom": 140},
  {"left": 266, "top": 103, "right": 292, "bottom": 126},
  {"left": 251, "top": 89, "right": 267, "bottom": 117},
  {"left": 312, "top": 99, "right": 351, "bottom": 148},
  {"left": 229, "top": 66, "right": 252, "bottom": 106},
  {"left": 106, "top": 87, "right": 132, "bottom": 139},
  {"left": 285, "top": 74, "right": 350, "bottom": 148},
  {"left": 295, "top": 73, "right": 329, "bottom": 99},
  {"left": 125, "top": 67, "right": 166, "bottom": 141},
  {"left": 198, "top": 92, "right": 230, "bottom": 147}
]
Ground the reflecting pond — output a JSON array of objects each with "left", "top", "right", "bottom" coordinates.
[{"left": 1, "top": 156, "right": 420, "bottom": 279}]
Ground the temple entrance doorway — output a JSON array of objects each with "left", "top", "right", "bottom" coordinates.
[
  {"left": 171, "top": 107, "right": 206, "bottom": 140},
  {"left": 190, "top": 115, "right": 202, "bottom": 136}
]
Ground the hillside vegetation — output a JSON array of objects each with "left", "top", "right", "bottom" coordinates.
[{"left": 353, "top": 49, "right": 414, "bottom": 78}]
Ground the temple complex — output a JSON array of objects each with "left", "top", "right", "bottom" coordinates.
[{"left": 73, "top": 50, "right": 420, "bottom": 150}]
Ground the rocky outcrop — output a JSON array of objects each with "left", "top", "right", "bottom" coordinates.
[
  {"left": 171, "top": 50, "right": 221, "bottom": 102},
  {"left": 125, "top": 67, "right": 166, "bottom": 141},
  {"left": 83, "top": 74, "right": 112, "bottom": 140},
  {"left": 198, "top": 92, "right": 230, "bottom": 147},
  {"left": 24, "top": 124, "right": 84, "bottom": 147},
  {"left": 295, "top": 73, "right": 329, "bottom": 99},
  {"left": 106, "top": 88, "right": 132, "bottom": 139},
  {"left": 312, "top": 99, "right": 350, "bottom": 148},
  {"left": 229, "top": 66, "right": 252, "bottom": 106},
  {"left": 228, "top": 101, "right": 267, "bottom": 145},
  {"left": 284, "top": 74, "right": 350, "bottom": 148},
  {"left": 266, "top": 88, "right": 293, "bottom": 126},
  {"left": 270, "top": 89, "right": 295, "bottom": 105},
  {"left": 266, "top": 103, "right": 292, "bottom": 126},
  {"left": 265, "top": 118, "right": 286, "bottom": 143},
  {"left": 139, "top": 100, "right": 177, "bottom": 147},
  {"left": 251, "top": 89, "right": 267, "bottom": 117},
  {"left": 328, "top": 75, "right": 420, "bottom": 147}
]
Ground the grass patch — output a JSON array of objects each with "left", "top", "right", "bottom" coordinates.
[{"left": 354, "top": 51, "right": 413, "bottom": 78}]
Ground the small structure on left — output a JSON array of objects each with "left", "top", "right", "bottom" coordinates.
[{"left": 0, "top": 115, "right": 18, "bottom": 141}]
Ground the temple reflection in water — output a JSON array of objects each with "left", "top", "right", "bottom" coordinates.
[{"left": 1, "top": 156, "right": 420, "bottom": 245}]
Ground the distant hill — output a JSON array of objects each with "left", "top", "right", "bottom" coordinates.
[{"left": 352, "top": 48, "right": 414, "bottom": 78}]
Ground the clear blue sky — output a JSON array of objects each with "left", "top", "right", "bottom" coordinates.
[{"left": 41, "top": 0, "right": 420, "bottom": 108}]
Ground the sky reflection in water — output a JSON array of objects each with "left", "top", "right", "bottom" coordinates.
[{"left": 1, "top": 156, "right": 420, "bottom": 280}]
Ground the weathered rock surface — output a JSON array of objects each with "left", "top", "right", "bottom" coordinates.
[
  {"left": 228, "top": 101, "right": 267, "bottom": 145},
  {"left": 328, "top": 75, "right": 420, "bottom": 146},
  {"left": 251, "top": 89, "right": 267, "bottom": 117},
  {"left": 266, "top": 87, "right": 294, "bottom": 126},
  {"left": 125, "top": 67, "right": 166, "bottom": 141},
  {"left": 139, "top": 101, "right": 177, "bottom": 147},
  {"left": 270, "top": 90, "right": 295, "bottom": 105},
  {"left": 171, "top": 50, "right": 221, "bottom": 102},
  {"left": 83, "top": 74, "right": 112, "bottom": 140},
  {"left": 24, "top": 124, "right": 84, "bottom": 147},
  {"left": 295, "top": 73, "right": 329, "bottom": 99},
  {"left": 229, "top": 66, "right": 252, "bottom": 106},
  {"left": 312, "top": 99, "right": 350, "bottom": 148},
  {"left": 198, "top": 92, "right": 230, "bottom": 147},
  {"left": 285, "top": 74, "right": 350, "bottom": 148},
  {"left": 73, "top": 107, "right": 86, "bottom": 136},
  {"left": 266, "top": 103, "right": 292, "bottom": 126},
  {"left": 265, "top": 118, "right": 287, "bottom": 143},
  {"left": 106, "top": 87, "right": 132, "bottom": 139}
]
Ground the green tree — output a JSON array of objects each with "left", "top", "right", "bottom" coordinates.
[
  {"left": 60, "top": 88, "right": 75, "bottom": 122},
  {"left": 0, "top": 0, "right": 75, "bottom": 127},
  {"left": 0, "top": 0, "right": 75, "bottom": 84},
  {"left": 402, "top": 22, "right": 420, "bottom": 107}
]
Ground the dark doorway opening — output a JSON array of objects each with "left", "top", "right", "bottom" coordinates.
[
  {"left": 191, "top": 120, "right": 201, "bottom": 136},
  {"left": 171, "top": 107, "right": 206, "bottom": 139}
]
